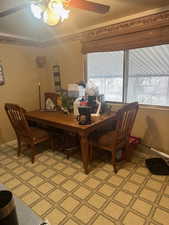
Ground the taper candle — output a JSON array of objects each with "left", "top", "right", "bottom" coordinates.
[{"left": 38, "top": 82, "right": 41, "bottom": 110}]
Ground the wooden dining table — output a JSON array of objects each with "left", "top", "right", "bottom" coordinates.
[{"left": 26, "top": 110, "right": 116, "bottom": 174}]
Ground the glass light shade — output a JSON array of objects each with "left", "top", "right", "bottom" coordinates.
[
  {"left": 43, "top": 9, "right": 60, "bottom": 26},
  {"left": 30, "top": 4, "right": 42, "bottom": 19},
  {"left": 52, "top": 2, "right": 69, "bottom": 22}
]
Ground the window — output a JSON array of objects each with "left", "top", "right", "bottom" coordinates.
[
  {"left": 87, "top": 51, "right": 124, "bottom": 102},
  {"left": 87, "top": 44, "right": 169, "bottom": 106}
]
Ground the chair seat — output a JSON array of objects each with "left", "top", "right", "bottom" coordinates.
[
  {"left": 30, "top": 127, "right": 49, "bottom": 143},
  {"left": 97, "top": 130, "right": 116, "bottom": 146},
  {"left": 91, "top": 130, "right": 126, "bottom": 151}
]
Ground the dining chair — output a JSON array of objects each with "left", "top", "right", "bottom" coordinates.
[
  {"left": 5, "top": 103, "right": 53, "bottom": 163},
  {"left": 44, "top": 92, "right": 79, "bottom": 159},
  {"left": 89, "top": 102, "right": 139, "bottom": 173}
]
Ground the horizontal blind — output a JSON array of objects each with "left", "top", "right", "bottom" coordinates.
[
  {"left": 127, "top": 44, "right": 169, "bottom": 106},
  {"left": 87, "top": 51, "right": 124, "bottom": 101}
]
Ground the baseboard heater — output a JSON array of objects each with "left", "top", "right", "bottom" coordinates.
[{"left": 142, "top": 143, "right": 169, "bottom": 159}]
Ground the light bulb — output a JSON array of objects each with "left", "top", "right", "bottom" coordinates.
[
  {"left": 43, "top": 9, "right": 60, "bottom": 26},
  {"left": 30, "top": 4, "right": 42, "bottom": 19}
]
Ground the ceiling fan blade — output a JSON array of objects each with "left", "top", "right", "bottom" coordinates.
[
  {"left": 0, "top": 3, "right": 29, "bottom": 17},
  {"left": 69, "top": 0, "right": 110, "bottom": 14}
]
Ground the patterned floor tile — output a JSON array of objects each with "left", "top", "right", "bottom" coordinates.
[
  {"left": 114, "top": 191, "right": 133, "bottom": 205},
  {"left": 84, "top": 177, "right": 100, "bottom": 189},
  {"left": 159, "top": 196, "right": 169, "bottom": 210},
  {"left": 92, "top": 215, "right": 115, "bottom": 225},
  {"left": 48, "top": 189, "right": 66, "bottom": 202},
  {"left": 88, "top": 193, "right": 107, "bottom": 209},
  {"left": 28, "top": 176, "right": 43, "bottom": 187},
  {"left": 13, "top": 184, "right": 30, "bottom": 197},
  {"left": 62, "top": 180, "right": 78, "bottom": 191},
  {"left": 132, "top": 199, "right": 152, "bottom": 216},
  {"left": 42, "top": 169, "right": 56, "bottom": 178},
  {"left": 108, "top": 175, "right": 123, "bottom": 186},
  {"left": 21, "top": 191, "right": 41, "bottom": 205},
  {"left": 5, "top": 178, "right": 21, "bottom": 189},
  {"left": 64, "top": 219, "right": 79, "bottom": 225},
  {"left": 123, "top": 212, "right": 145, "bottom": 225},
  {"left": 139, "top": 188, "right": 158, "bottom": 202},
  {"left": 20, "top": 171, "right": 34, "bottom": 180},
  {"left": 104, "top": 201, "right": 124, "bottom": 219},
  {"left": 32, "top": 199, "right": 52, "bottom": 216},
  {"left": 146, "top": 179, "right": 163, "bottom": 191},
  {"left": 46, "top": 208, "right": 66, "bottom": 225},
  {"left": 153, "top": 208, "right": 169, "bottom": 225},
  {"left": 51, "top": 174, "right": 66, "bottom": 184},
  {"left": 98, "top": 184, "right": 115, "bottom": 197},
  {"left": 0, "top": 144, "right": 169, "bottom": 225},
  {"left": 38, "top": 182, "right": 54, "bottom": 194},
  {"left": 61, "top": 196, "right": 80, "bottom": 212},
  {"left": 122, "top": 181, "right": 140, "bottom": 194},
  {"left": 73, "top": 186, "right": 90, "bottom": 199},
  {"left": 130, "top": 174, "right": 145, "bottom": 184},
  {"left": 75, "top": 205, "right": 96, "bottom": 223}
]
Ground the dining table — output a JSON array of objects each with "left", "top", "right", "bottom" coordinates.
[{"left": 26, "top": 110, "right": 116, "bottom": 174}]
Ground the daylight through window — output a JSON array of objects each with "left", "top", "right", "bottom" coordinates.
[{"left": 87, "top": 44, "right": 169, "bottom": 106}]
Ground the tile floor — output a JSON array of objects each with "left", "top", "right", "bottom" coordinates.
[{"left": 0, "top": 142, "right": 169, "bottom": 225}]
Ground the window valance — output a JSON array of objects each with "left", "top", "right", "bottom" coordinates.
[{"left": 81, "top": 10, "right": 169, "bottom": 53}]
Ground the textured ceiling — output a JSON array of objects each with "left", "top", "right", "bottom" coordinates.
[{"left": 0, "top": 0, "right": 169, "bottom": 41}]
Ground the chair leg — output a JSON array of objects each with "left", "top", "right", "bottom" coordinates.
[
  {"left": 125, "top": 144, "right": 131, "bottom": 162},
  {"left": 66, "top": 152, "right": 70, "bottom": 160},
  {"left": 31, "top": 144, "right": 36, "bottom": 163},
  {"left": 17, "top": 137, "right": 21, "bottom": 157},
  {"left": 50, "top": 136, "right": 55, "bottom": 152},
  {"left": 89, "top": 143, "right": 93, "bottom": 161},
  {"left": 112, "top": 151, "right": 117, "bottom": 173}
]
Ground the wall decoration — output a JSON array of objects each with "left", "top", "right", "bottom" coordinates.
[
  {"left": 0, "top": 65, "right": 5, "bottom": 85},
  {"left": 52, "top": 65, "right": 61, "bottom": 93},
  {"left": 35, "top": 56, "right": 46, "bottom": 68}
]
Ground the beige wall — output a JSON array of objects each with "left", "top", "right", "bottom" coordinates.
[
  {"left": 0, "top": 44, "right": 50, "bottom": 144},
  {"left": 45, "top": 40, "right": 84, "bottom": 89}
]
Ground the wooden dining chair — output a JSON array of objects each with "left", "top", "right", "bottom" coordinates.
[
  {"left": 5, "top": 103, "right": 53, "bottom": 163},
  {"left": 89, "top": 102, "right": 139, "bottom": 173},
  {"left": 44, "top": 92, "right": 79, "bottom": 159}
]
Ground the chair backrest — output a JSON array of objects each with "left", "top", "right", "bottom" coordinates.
[
  {"left": 115, "top": 102, "right": 138, "bottom": 144},
  {"left": 44, "top": 92, "right": 58, "bottom": 110},
  {"left": 4, "top": 103, "right": 31, "bottom": 139}
]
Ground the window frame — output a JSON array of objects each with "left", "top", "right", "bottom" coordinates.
[{"left": 85, "top": 46, "right": 169, "bottom": 109}]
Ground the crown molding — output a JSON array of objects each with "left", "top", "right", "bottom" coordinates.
[
  {"left": 1, "top": 6, "right": 169, "bottom": 47},
  {"left": 44, "top": 8, "right": 169, "bottom": 46},
  {"left": 0, "top": 32, "right": 42, "bottom": 47}
]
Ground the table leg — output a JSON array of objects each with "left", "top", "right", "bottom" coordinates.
[{"left": 79, "top": 134, "right": 89, "bottom": 174}]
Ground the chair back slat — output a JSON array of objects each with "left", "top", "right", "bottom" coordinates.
[
  {"left": 115, "top": 102, "right": 138, "bottom": 144},
  {"left": 5, "top": 103, "right": 31, "bottom": 139}
]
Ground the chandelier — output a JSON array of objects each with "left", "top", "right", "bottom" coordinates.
[{"left": 30, "top": 0, "right": 70, "bottom": 26}]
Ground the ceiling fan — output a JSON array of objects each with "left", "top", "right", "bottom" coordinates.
[{"left": 0, "top": 0, "right": 110, "bottom": 26}]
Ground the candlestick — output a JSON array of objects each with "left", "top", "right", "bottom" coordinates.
[{"left": 38, "top": 82, "right": 41, "bottom": 110}]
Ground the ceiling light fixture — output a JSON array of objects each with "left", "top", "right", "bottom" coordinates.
[{"left": 30, "top": 0, "right": 70, "bottom": 26}]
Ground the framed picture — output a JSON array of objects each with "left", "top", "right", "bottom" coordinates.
[{"left": 0, "top": 65, "right": 5, "bottom": 85}]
